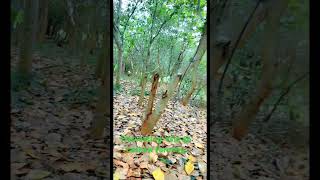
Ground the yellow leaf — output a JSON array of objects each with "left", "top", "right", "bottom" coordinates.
[
  {"left": 188, "top": 155, "right": 196, "bottom": 162},
  {"left": 185, "top": 161, "right": 194, "bottom": 175},
  {"left": 113, "top": 171, "right": 120, "bottom": 180},
  {"left": 152, "top": 168, "right": 165, "bottom": 180}
]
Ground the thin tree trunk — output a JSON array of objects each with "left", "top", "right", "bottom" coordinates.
[
  {"left": 69, "top": 26, "right": 77, "bottom": 54},
  {"left": 141, "top": 73, "right": 160, "bottom": 131},
  {"left": 182, "top": 83, "right": 197, "bottom": 106},
  {"left": 90, "top": 2, "right": 111, "bottom": 139},
  {"left": 95, "top": 49, "right": 105, "bottom": 78},
  {"left": 115, "top": 46, "right": 123, "bottom": 87},
  {"left": 211, "top": 1, "right": 268, "bottom": 81},
  {"left": 167, "top": 44, "right": 174, "bottom": 75},
  {"left": 138, "top": 48, "right": 151, "bottom": 105},
  {"left": 176, "top": 24, "right": 206, "bottom": 103},
  {"left": 12, "top": 0, "right": 24, "bottom": 46},
  {"left": 182, "top": 66, "right": 198, "bottom": 106},
  {"left": 138, "top": 74, "right": 148, "bottom": 106},
  {"left": 170, "top": 47, "right": 185, "bottom": 78},
  {"left": 65, "top": 0, "right": 77, "bottom": 53},
  {"left": 38, "top": 0, "right": 48, "bottom": 42},
  {"left": 141, "top": 74, "right": 182, "bottom": 135},
  {"left": 232, "top": 0, "right": 289, "bottom": 140},
  {"left": 18, "top": 0, "right": 39, "bottom": 83}
]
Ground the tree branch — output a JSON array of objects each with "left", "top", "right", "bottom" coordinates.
[
  {"left": 263, "top": 72, "right": 309, "bottom": 123},
  {"left": 217, "top": 0, "right": 262, "bottom": 96},
  {"left": 121, "top": 0, "right": 142, "bottom": 43},
  {"left": 150, "top": 11, "right": 177, "bottom": 46}
]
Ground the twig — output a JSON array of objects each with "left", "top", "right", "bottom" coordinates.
[{"left": 262, "top": 72, "right": 309, "bottom": 123}]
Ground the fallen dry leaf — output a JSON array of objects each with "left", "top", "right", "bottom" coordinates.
[
  {"left": 195, "top": 143, "right": 204, "bottom": 149},
  {"left": 188, "top": 155, "right": 197, "bottom": 162},
  {"left": 149, "top": 151, "right": 158, "bottom": 163},
  {"left": 198, "top": 161, "right": 207, "bottom": 175},
  {"left": 26, "top": 170, "right": 51, "bottom": 180},
  {"left": 165, "top": 173, "right": 178, "bottom": 180},
  {"left": 23, "top": 148, "right": 40, "bottom": 159}
]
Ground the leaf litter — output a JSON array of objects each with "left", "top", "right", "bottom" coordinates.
[
  {"left": 11, "top": 47, "right": 109, "bottom": 180},
  {"left": 113, "top": 79, "right": 207, "bottom": 179},
  {"left": 11, "top": 45, "right": 309, "bottom": 180}
]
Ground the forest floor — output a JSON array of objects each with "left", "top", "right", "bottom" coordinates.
[
  {"left": 209, "top": 123, "right": 309, "bottom": 180},
  {"left": 10, "top": 41, "right": 308, "bottom": 180},
  {"left": 113, "top": 80, "right": 207, "bottom": 179},
  {"left": 11, "top": 42, "right": 110, "bottom": 180},
  {"left": 113, "top": 80, "right": 309, "bottom": 180}
]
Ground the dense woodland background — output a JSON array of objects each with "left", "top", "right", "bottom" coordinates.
[
  {"left": 10, "top": 0, "right": 308, "bottom": 179},
  {"left": 210, "top": 0, "right": 309, "bottom": 179},
  {"left": 11, "top": 0, "right": 112, "bottom": 179}
]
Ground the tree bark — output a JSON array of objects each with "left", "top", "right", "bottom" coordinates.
[
  {"left": 137, "top": 5, "right": 176, "bottom": 106},
  {"left": 95, "top": 49, "right": 105, "bottom": 78},
  {"left": 18, "top": 0, "right": 39, "bottom": 83},
  {"left": 138, "top": 48, "right": 151, "bottom": 106},
  {"left": 115, "top": 45, "right": 123, "bottom": 87},
  {"left": 181, "top": 26, "right": 207, "bottom": 105},
  {"left": 176, "top": 24, "right": 206, "bottom": 104},
  {"left": 37, "top": 0, "right": 48, "bottom": 42},
  {"left": 90, "top": 1, "right": 111, "bottom": 139},
  {"left": 141, "top": 74, "right": 182, "bottom": 135},
  {"left": 141, "top": 73, "right": 160, "bottom": 131},
  {"left": 138, "top": 74, "right": 148, "bottom": 106},
  {"left": 211, "top": 1, "right": 268, "bottom": 81},
  {"left": 232, "top": 0, "right": 289, "bottom": 140}
]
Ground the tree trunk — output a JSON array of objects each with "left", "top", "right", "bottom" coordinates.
[
  {"left": 68, "top": 25, "right": 77, "bottom": 54},
  {"left": 37, "top": 0, "right": 48, "bottom": 42},
  {"left": 90, "top": 59, "right": 109, "bottom": 138},
  {"left": 232, "top": 0, "right": 289, "bottom": 140},
  {"left": 11, "top": 0, "right": 24, "bottom": 46},
  {"left": 115, "top": 46, "right": 123, "bottom": 87},
  {"left": 211, "top": 1, "right": 268, "bottom": 81},
  {"left": 141, "top": 74, "right": 182, "bottom": 135},
  {"left": 170, "top": 47, "right": 185, "bottom": 77},
  {"left": 182, "top": 66, "right": 198, "bottom": 106},
  {"left": 182, "top": 83, "right": 197, "bottom": 106},
  {"left": 95, "top": 49, "right": 105, "bottom": 78},
  {"left": 141, "top": 73, "right": 160, "bottom": 130},
  {"left": 87, "top": 32, "right": 97, "bottom": 54},
  {"left": 88, "top": 4, "right": 98, "bottom": 54},
  {"left": 90, "top": 1, "right": 111, "bottom": 139},
  {"left": 138, "top": 74, "right": 148, "bottom": 106},
  {"left": 17, "top": 0, "right": 39, "bottom": 83},
  {"left": 167, "top": 44, "right": 174, "bottom": 75},
  {"left": 65, "top": 0, "right": 77, "bottom": 53},
  {"left": 180, "top": 25, "right": 207, "bottom": 105},
  {"left": 138, "top": 48, "right": 151, "bottom": 105},
  {"left": 80, "top": 34, "right": 88, "bottom": 67}
]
